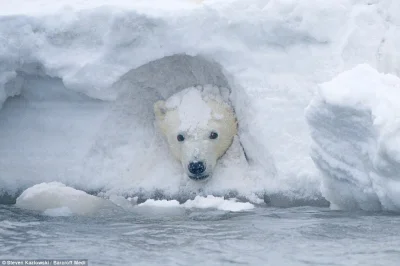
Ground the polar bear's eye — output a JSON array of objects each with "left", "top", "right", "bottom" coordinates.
[
  {"left": 177, "top": 134, "right": 185, "bottom": 142},
  {"left": 209, "top": 131, "right": 218, "bottom": 140}
]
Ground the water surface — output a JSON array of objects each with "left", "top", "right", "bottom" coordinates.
[{"left": 1, "top": 204, "right": 399, "bottom": 265}]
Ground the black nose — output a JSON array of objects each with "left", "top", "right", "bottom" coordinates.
[{"left": 188, "top": 161, "right": 205, "bottom": 175}]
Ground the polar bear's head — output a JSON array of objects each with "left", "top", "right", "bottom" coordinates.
[{"left": 154, "top": 86, "right": 237, "bottom": 181}]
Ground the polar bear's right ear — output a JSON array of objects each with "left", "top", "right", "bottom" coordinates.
[{"left": 154, "top": 100, "right": 167, "bottom": 121}]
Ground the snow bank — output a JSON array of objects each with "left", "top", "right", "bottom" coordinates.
[
  {"left": 1, "top": 0, "right": 399, "bottom": 206},
  {"left": 138, "top": 195, "right": 254, "bottom": 212},
  {"left": 306, "top": 64, "right": 400, "bottom": 211}
]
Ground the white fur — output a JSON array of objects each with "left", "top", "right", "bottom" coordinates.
[{"left": 154, "top": 85, "right": 237, "bottom": 180}]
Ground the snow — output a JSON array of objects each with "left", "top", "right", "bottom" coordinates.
[
  {"left": 171, "top": 87, "right": 212, "bottom": 133},
  {"left": 306, "top": 64, "right": 400, "bottom": 211},
  {"left": 138, "top": 195, "right": 254, "bottom": 212},
  {"left": 138, "top": 199, "right": 181, "bottom": 208},
  {"left": 182, "top": 195, "right": 254, "bottom": 212},
  {"left": 165, "top": 85, "right": 231, "bottom": 134},
  {"left": 15, "top": 182, "right": 253, "bottom": 215},
  {"left": 0, "top": 0, "right": 400, "bottom": 209}
]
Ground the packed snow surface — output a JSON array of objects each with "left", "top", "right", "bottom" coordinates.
[
  {"left": 1, "top": 0, "right": 400, "bottom": 209},
  {"left": 306, "top": 64, "right": 400, "bottom": 211}
]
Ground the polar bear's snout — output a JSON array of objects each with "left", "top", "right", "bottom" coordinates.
[
  {"left": 187, "top": 161, "right": 208, "bottom": 180},
  {"left": 188, "top": 161, "right": 206, "bottom": 175},
  {"left": 181, "top": 140, "right": 216, "bottom": 180}
]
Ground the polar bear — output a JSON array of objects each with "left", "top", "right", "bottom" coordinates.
[{"left": 154, "top": 85, "right": 237, "bottom": 181}]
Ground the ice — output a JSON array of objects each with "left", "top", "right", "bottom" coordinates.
[
  {"left": 15, "top": 182, "right": 115, "bottom": 215},
  {"left": 306, "top": 64, "right": 400, "bottom": 211},
  {"left": 43, "top": 207, "right": 73, "bottom": 217},
  {"left": 138, "top": 199, "right": 181, "bottom": 208},
  {"left": 138, "top": 195, "right": 254, "bottom": 212},
  {"left": 182, "top": 195, "right": 254, "bottom": 212},
  {"left": 15, "top": 182, "right": 253, "bottom": 215},
  {"left": 1, "top": 0, "right": 399, "bottom": 208}
]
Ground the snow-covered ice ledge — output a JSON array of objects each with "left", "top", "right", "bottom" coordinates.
[
  {"left": 306, "top": 64, "right": 400, "bottom": 211},
  {"left": 1, "top": 0, "right": 400, "bottom": 205}
]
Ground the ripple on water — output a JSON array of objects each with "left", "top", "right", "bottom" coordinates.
[{"left": 1, "top": 205, "right": 400, "bottom": 265}]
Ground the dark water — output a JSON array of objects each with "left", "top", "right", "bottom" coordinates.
[{"left": 1, "top": 204, "right": 400, "bottom": 266}]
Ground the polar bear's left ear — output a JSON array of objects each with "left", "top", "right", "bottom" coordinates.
[{"left": 154, "top": 100, "right": 167, "bottom": 121}]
